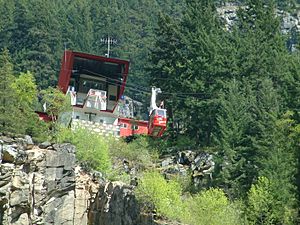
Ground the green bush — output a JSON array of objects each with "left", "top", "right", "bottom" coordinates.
[
  {"left": 245, "top": 177, "right": 297, "bottom": 225},
  {"left": 108, "top": 136, "right": 158, "bottom": 167},
  {"left": 25, "top": 114, "right": 50, "bottom": 142},
  {"left": 56, "top": 127, "right": 111, "bottom": 173},
  {"left": 184, "top": 188, "right": 241, "bottom": 225},
  {"left": 136, "top": 172, "right": 242, "bottom": 224},
  {"left": 135, "top": 171, "right": 183, "bottom": 220}
]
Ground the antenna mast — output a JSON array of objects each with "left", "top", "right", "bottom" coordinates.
[{"left": 100, "top": 36, "right": 117, "bottom": 58}]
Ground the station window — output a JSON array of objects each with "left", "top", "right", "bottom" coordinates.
[
  {"left": 79, "top": 79, "right": 106, "bottom": 93},
  {"left": 109, "top": 95, "right": 117, "bottom": 101},
  {"left": 120, "top": 123, "right": 127, "bottom": 128},
  {"left": 157, "top": 109, "right": 166, "bottom": 117},
  {"left": 131, "top": 125, "right": 139, "bottom": 130}
]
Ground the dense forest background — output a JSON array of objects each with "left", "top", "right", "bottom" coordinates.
[
  {"left": 0, "top": 0, "right": 184, "bottom": 93},
  {"left": 2, "top": 0, "right": 300, "bottom": 224}
]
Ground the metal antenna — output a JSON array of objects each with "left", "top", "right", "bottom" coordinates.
[{"left": 100, "top": 36, "right": 117, "bottom": 58}]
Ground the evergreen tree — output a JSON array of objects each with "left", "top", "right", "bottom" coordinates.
[
  {"left": 0, "top": 0, "right": 15, "bottom": 50},
  {"left": 250, "top": 79, "right": 298, "bottom": 223},
  {"left": 232, "top": 0, "right": 300, "bottom": 111},
  {"left": 178, "top": 0, "right": 228, "bottom": 145},
  {"left": 214, "top": 79, "right": 255, "bottom": 198},
  {"left": 65, "top": 0, "right": 93, "bottom": 53},
  {"left": 0, "top": 49, "right": 47, "bottom": 138},
  {"left": 15, "top": 0, "right": 62, "bottom": 88},
  {"left": 148, "top": 13, "right": 186, "bottom": 139},
  {"left": 0, "top": 49, "right": 25, "bottom": 134},
  {"left": 0, "top": 48, "right": 14, "bottom": 132}
]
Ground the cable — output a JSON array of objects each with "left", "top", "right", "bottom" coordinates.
[
  {"left": 79, "top": 69, "right": 300, "bottom": 100},
  {"left": 82, "top": 69, "right": 151, "bottom": 92},
  {"left": 80, "top": 69, "right": 300, "bottom": 98}
]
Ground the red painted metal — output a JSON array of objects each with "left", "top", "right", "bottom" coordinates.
[
  {"left": 58, "top": 51, "right": 74, "bottom": 93},
  {"left": 147, "top": 109, "right": 167, "bottom": 137},
  {"left": 36, "top": 112, "right": 53, "bottom": 122},
  {"left": 57, "top": 50, "right": 129, "bottom": 113},
  {"left": 118, "top": 118, "right": 148, "bottom": 137}
]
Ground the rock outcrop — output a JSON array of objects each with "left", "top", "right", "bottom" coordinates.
[
  {"left": 0, "top": 135, "right": 154, "bottom": 225},
  {"left": 217, "top": 2, "right": 300, "bottom": 35},
  {"left": 160, "top": 150, "right": 215, "bottom": 188}
]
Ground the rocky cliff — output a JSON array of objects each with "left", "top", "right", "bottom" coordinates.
[
  {"left": 0, "top": 135, "right": 155, "bottom": 225},
  {"left": 217, "top": 2, "right": 300, "bottom": 35}
]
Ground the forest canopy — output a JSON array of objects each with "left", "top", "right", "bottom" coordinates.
[{"left": 1, "top": 0, "right": 300, "bottom": 224}]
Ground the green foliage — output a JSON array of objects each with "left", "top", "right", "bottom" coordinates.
[
  {"left": 107, "top": 136, "right": 158, "bottom": 182},
  {"left": 0, "top": 0, "right": 184, "bottom": 92},
  {"left": 56, "top": 127, "right": 111, "bottom": 173},
  {"left": 0, "top": 48, "right": 19, "bottom": 133},
  {"left": 149, "top": 0, "right": 233, "bottom": 145},
  {"left": 0, "top": 49, "right": 48, "bottom": 140},
  {"left": 246, "top": 177, "right": 276, "bottom": 225},
  {"left": 40, "top": 87, "right": 70, "bottom": 120},
  {"left": 11, "top": 71, "right": 37, "bottom": 108},
  {"left": 109, "top": 136, "right": 158, "bottom": 167},
  {"left": 135, "top": 171, "right": 183, "bottom": 220},
  {"left": 136, "top": 172, "right": 242, "bottom": 224},
  {"left": 184, "top": 188, "right": 242, "bottom": 225},
  {"left": 214, "top": 79, "right": 254, "bottom": 198},
  {"left": 1, "top": 1, "right": 300, "bottom": 222},
  {"left": 147, "top": 2, "right": 300, "bottom": 216},
  {"left": 11, "top": 70, "right": 49, "bottom": 141},
  {"left": 250, "top": 80, "right": 297, "bottom": 224},
  {"left": 25, "top": 115, "right": 49, "bottom": 142},
  {"left": 246, "top": 176, "right": 297, "bottom": 225}
]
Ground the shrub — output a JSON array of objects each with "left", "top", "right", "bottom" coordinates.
[
  {"left": 56, "top": 127, "right": 111, "bottom": 173},
  {"left": 108, "top": 135, "right": 158, "bottom": 167},
  {"left": 26, "top": 114, "right": 50, "bottom": 142},
  {"left": 136, "top": 172, "right": 241, "bottom": 224},
  {"left": 135, "top": 171, "right": 184, "bottom": 220},
  {"left": 246, "top": 176, "right": 297, "bottom": 225},
  {"left": 184, "top": 188, "right": 241, "bottom": 225}
]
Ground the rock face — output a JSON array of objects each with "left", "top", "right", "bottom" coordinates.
[
  {"left": 217, "top": 2, "right": 300, "bottom": 36},
  {"left": 89, "top": 182, "right": 142, "bottom": 225},
  {"left": 160, "top": 150, "right": 215, "bottom": 188},
  {"left": 0, "top": 135, "right": 154, "bottom": 225}
]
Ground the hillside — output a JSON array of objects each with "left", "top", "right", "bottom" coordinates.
[{"left": 1, "top": 0, "right": 300, "bottom": 224}]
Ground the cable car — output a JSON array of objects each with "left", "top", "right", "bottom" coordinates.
[
  {"left": 148, "top": 108, "right": 167, "bottom": 137},
  {"left": 147, "top": 87, "right": 167, "bottom": 137}
]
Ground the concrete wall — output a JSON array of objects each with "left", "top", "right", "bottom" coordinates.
[{"left": 71, "top": 119, "right": 120, "bottom": 137}]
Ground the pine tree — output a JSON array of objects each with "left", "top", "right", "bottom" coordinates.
[
  {"left": 0, "top": 0, "right": 15, "bottom": 50},
  {"left": 0, "top": 49, "right": 24, "bottom": 134},
  {"left": 214, "top": 79, "right": 255, "bottom": 198},
  {"left": 16, "top": 0, "right": 62, "bottom": 88},
  {"left": 249, "top": 79, "right": 298, "bottom": 223},
  {"left": 148, "top": 12, "right": 186, "bottom": 140},
  {"left": 232, "top": 0, "right": 300, "bottom": 111},
  {"left": 178, "top": 0, "right": 228, "bottom": 145}
]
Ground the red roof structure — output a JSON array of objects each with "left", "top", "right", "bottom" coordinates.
[{"left": 58, "top": 50, "right": 129, "bottom": 113}]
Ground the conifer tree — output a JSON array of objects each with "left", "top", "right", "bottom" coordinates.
[
  {"left": 178, "top": 0, "right": 228, "bottom": 145},
  {"left": 214, "top": 79, "right": 255, "bottom": 198},
  {"left": 0, "top": 0, "right": 15, "bottom": 50},
  {"left": 249, "top": 79, "right": 298, "bottom": 223},
  {"left": 148, "top": 13, "right": 185, "bottom": 138},
  {"left": 0, "top": 49, "right": 24, "bottom": 133},
  {"left": 15, "top": 0, "right": 62, "bottom": 88},
  {"left": 232, "top": 0, "right": 300, "bottom": 111}
]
